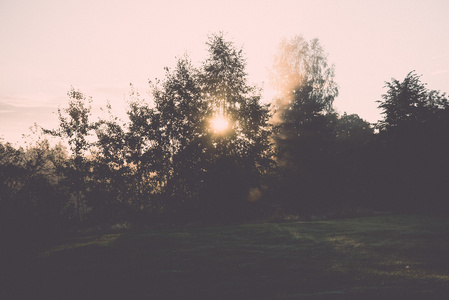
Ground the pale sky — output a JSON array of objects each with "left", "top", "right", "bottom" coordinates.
[{"left": 1, "top": 0, "right": 449, "bottom": 145}]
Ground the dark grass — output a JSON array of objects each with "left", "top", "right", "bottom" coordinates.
[{"left": 2, "top": 215, "right": 449, "bottom": 299}]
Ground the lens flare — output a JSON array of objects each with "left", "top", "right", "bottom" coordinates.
[{"left": 210, "top": 115, "right": 229, "bottom": 133}]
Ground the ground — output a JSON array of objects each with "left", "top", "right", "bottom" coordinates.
[{"left": 2, "top": 214, "right": 449, "bottom": 299}]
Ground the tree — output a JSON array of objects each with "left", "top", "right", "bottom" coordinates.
[
  {"left": 333, "top": 113, "right": 375, "bottom": 208},
  {"left": 376, "top": 71, "right": 449, "bottom": 213},
  {"left": 143, "top": 34, "right": 273, "bottom": 223},
  {"left": 198, "top": 33, "right": 273, "bottom": 221},
  {"left": 270, "top": 36, "right": 339, "bottom": 215},
  {"left": 271, "top": 35, "right": 338, "bottom": 126},
  {"left": 377, "top": 71, "right": 448, "bottom": 131},
  {"left": 147, "top": 56, "right": 207, "bottom": 221},
  {"left": 0, "top": 139, "right": 71, "bottom": 251},
  {"left": 90, "top": 102, "right": 131, "bottom": 224},
  {"left": 44, "top": 87, "right": 94, "bottom": 222},
  {"left": 117, "top": 86, "right": 163, "bottom": 223}
]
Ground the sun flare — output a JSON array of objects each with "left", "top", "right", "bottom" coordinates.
[{"left": 210, "top": 115, "right": 229, "bottom": 133}]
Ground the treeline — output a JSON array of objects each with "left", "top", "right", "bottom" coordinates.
[{"left": 1, "top": 34, "right": 449, "bottom": 240}]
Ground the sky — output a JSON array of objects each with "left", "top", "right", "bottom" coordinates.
[{"left": 1, "top": 0, "right": 449, "bottom": 145}]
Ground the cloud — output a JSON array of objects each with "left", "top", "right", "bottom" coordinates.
[
  {"left": 0, "top": 101, "right": 17, "bottom": 112},
  {"left": 0, "top": 102, "right": 59, "bottom": 145},
  {"left": 0, "top": 94, "right": 64, "bottom": 109},
  {"left": 0, "top": 95, "right": 36, "bottom": 108},
  {"left": 0, "top": 110, "right": 15, "bottom": 114}
]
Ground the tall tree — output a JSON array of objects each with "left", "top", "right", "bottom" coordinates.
[
  {"left": 124, "top": 87, "right": 162, "bottom": 220},
  {"left": 90, "top": 102, "right": 131, "bottom": 224},
  {"left": 149, "top": 56, "right": 207, "bottom": 220},
  {"left": 377, "top": 71, "right": 448, "bottom": 131},
  {"left": 44, "top": 87, "right": 94, "bottom": 222},
  {"left": 271, "top": 35, "right": 338, "bottom": 126},
  {"left": 270, "top": 35, "right": 339, "bottom": 215},
  {"left": 145, "top": 34, "right": 273, "bottom": 222},
  {"left": 376, "top": 71, "right": 449, "bottom": 213},
  {"left": 198, "top": 33, "right": 273, "bottom": 221}
]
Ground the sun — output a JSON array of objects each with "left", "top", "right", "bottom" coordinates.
[{"left": 210, "top": 115, "right": 229, "bottom": 133}]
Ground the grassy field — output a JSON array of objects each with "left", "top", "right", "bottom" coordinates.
[{"left": 2, "top": 214, "right": 449, "bottom": 299}]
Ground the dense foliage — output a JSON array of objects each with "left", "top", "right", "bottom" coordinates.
[
  {"left": 1, "top": 34, "right": 449, "bottom": 241},
  {"left": 270, "top": 36, "right": 373, "bottom": 215},
  {"left": 0, "top": 139, "right": 72, "bottom": 253},
  {"left": 375, "top": 71, "right": 449, "bottom": 212}
]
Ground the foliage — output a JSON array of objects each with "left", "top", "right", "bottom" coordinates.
[
  {"left": 43, "top": 87, "right": 94, "bottom": 221},
  {"left": 0, "top": 140, "right": 72, "bottom": 252},
  {"left": 271, "top": 35, "right": 338, "bottom": 125},
  {"left": 43, "top": 87, "right": 95, "bottom": 222},
  {"left": 377, "top": 71, "right": 448, "bottom": 130},
  {"left": 144, "top": 34, "right": 273, "bottom": 223},
  {"left": 273, "top": 110, "right": 374, "bottom": 214},
  {"left": 148, "top": 60, "right": 204, "bottom": 223},
  {"left": 44, "top": 87, "right": 94, "bottom": 158},
  {"left": 197, "top": 34, "right": 273, "bottom": 222},
  {"left": 270, "top": 36, "right": 369, "bottom": 214},
  {"left": 81, "top": 34, "right": 274, "bottom": 225},
  {"left": 376, "top": 71, "right": 449, "bottom": 212},
  {"left": 88, "top": 103, "right": 133, "bottom": 225},
  {"left": 5, "top": 34, "right": 449, "bottom": 234}
]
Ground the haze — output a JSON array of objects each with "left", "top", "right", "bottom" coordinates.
[{"left": 1, "top": 0, "right": 448, "bottom": 144}]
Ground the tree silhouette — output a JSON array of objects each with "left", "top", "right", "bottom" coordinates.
[
  {"left": 376, "top": 71, "right": 449, "bottom": 213},
  {"left": 139, "top": 33, "right": 273, "bottom": 223},
  {"left": 271, "top": 35, "right": 338, "bottom": 124},
  {"left": 0, "top": 139, "right": 71, "bottom": 252},
  {"left": 120, "top": 87, "right": 163, "bottom": 222},
  {"left": 377, "top": 71, "right": 447, "bottom": 130},
  {"left": 44, "top": 87, "right": 94, "bottom": 223},
  {"left": 198, "top": 33, "right": 273, "bottom": 222},
  {"left": 147, "top": 56, "right": 207, "bottom": 221},
  {"left": 333, "top": 113, "right": 375, "bottom": 209},
  {"left": 89, "top": 102, "right": 131, "bottom": 224},
  {"left": 270, "top": 36, "right": 340, "bottom": 215}
]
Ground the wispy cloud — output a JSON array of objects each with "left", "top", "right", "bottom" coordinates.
[
  {"left": 0, "top": 94, "right": 64, "bottom": 109},
  {"left": 0, "top": 101, "right": 17, "bottom": 111},
  {"left": 0, "top": 110, "right": 15, "bottom": 114}
]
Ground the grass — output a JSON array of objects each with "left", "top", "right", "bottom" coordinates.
[{"left": 2, "top": 214, "right": 449, "bottom": 299}]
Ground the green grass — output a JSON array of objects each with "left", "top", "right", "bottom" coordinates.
[{"left": 3, "top": 215, "right": 449, "bottom": 299}]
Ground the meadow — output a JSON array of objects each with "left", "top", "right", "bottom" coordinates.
[{"left": 3, "top": 214, "right": 449, "bottom": 299}]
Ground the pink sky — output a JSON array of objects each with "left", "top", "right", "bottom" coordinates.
[{"left": 1, "top": 0, "right": 449, "bottom": 145}]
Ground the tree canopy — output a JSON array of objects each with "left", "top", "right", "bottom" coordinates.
[
  {"left": 375, "top": 71, "right": 449, "bottom": 212},
  {"left": 271, "top": 35, "right": 338, "bottom": 126},
  {"left": 3, "top": 33, "right": 449, "bottom": 240}
]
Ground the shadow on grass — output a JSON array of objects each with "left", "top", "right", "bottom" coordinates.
[{"left": 2, "top": 215, "right": 449, "bottom": 299}]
